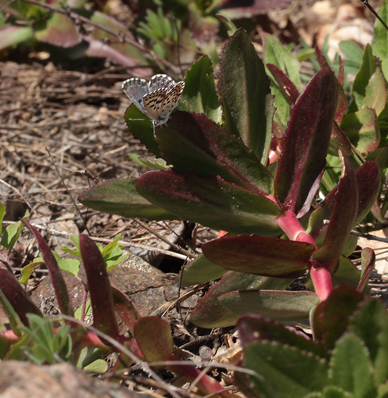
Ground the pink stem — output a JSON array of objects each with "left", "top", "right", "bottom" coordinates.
[{"left": 278, "top": 211, "right": 333, "bottom": 301}]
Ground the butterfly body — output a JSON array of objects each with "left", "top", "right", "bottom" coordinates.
[{"left": 122, "top": 74, "right": 185, "bottom": 127}]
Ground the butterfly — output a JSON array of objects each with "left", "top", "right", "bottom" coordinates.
[{"left": 122, "top": 74, "right": 185, "bottom": 132}]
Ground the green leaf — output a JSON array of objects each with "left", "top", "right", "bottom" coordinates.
[
  {"left": 0, "top": 203, "right": 6, "bottom": 235},
  {"left": 1, "top": 210, "right": 28, "bottom": 251},
  {"left": 180, "top": 55, "right": 222, "bottom": 124},
  {"left": 53, "top": 252, "right": 80, "bottom": 277},
  {"left": 362, "top": 67, "right": 387, "bottom": 116},
  {"left": 0, "top": 26, "right": 34, "bottom": 50},
  {"left": 263, "top": 32, "right": 301, "bottom": 89},
  {"left": 329, "top": 333, "right": 376, "bottom": 398},
  {"left": 19, "top": 255, "right": 45, "bottom": 285},
  {"left": 341, "top": 109, "right": 380, "bottom": 154},
  {"left": 350, "top": 45, "right": 377, "bottom": 113},
  {"left": 304, "top": 386, "right": 353, "bottom": 398},
  {"left": 372, "top": 0, "right": 388, "bottom": 79},
  {"left": 218, "top": 29, "right": 273, "bottom": 163},
  {"left": 348, "top": 298, "right": 388, "bottom": 385},
  {"left": 79, "top": 177, "right": 177, "bottom": 221},
  {"left": 182, "top": 254, "right": 226, "bottom": 286},
  {"left": 339, "top": 41, "right": 363, "bottom": 64},
  {"left": 219, "top": 290, "right": 319, "bottom": 322},
  {"left": 241, "top": 342, "right": 329, "bottom": 398}
]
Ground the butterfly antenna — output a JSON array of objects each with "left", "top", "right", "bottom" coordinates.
[{"left": 361, "top": 0, "right": 388, "bottom": 32}]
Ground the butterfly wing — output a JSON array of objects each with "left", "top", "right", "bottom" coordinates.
[
  {"left": 143, "top": 88, "right": 169, "bottom": 123},
  {"left": 157, "top": 81, "right": 185, "bottom": 124},
  {"left": 148, "top": 74, "right": 176, "bottom": 92},
  {"left": 122, "top": 78, "right": 149, "bottom": 114}
]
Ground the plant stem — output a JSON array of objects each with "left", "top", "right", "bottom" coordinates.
[{"left": 278, "top": 211, "right": 333, "bottom": 301}]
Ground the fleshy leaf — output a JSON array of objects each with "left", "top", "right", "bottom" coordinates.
[
  {"left": 218, "top": 29, "right": 273, "bottom": 163},
  {"left": 0, "top": 269, "right": 42, "bottom": 331},
  {"left": 341, "top": 109, "right": 380, "bottom": 154},
  {"left": 349, "top": 45, "right": 377, "bottom": 113},
  {"left": 362, "top": 66, "right": 387, "bottom": 116},
  {"left": 112, "top": 287, "right": 140, "bottom": 337},
  {"left": 219, "top": 290, "right": 319, "bottom": 322},
  {"left": 312, "top": 286, "right": 364, "bottom": 349},
  {"left": 181, "top": 255, "right": 227, "bottom": 287},
  {"left": 348, "top": 298, "right": 388, "bottom": 385},
  {"left": 135, "top": 171, "right": 282, "bottom": 236},
  {"left": 34, "top": 13, "right": 81, "bottom": 47},
  {"left": 311, "top": 153, "right": 358, "bottom": 272},
  {"left": 22, "top": 220, "right": 74, "bottom": 318},
  {"left": 275, "top": 69, "right": 338, "bottom": 217},
  {"left": 267, "top": 63, "right": 299, "bottom": 105},
  {"left": 263, "top": 32, "right": 301, "bottom": 89},
  {"left": 80, "top": 235, "right": 119, "bottom": 338},
  {"left": 0, "top": 26, "right": 34, "bottom": 50},
  {"left": 239, "top": 341, "right": 329, "bottom": 398},
  {"left": 156, "top": 112, "right": 273, "bottom": 195},
  {"left": 179, "top": 55, "right": 222, "bottom": 123},
  {"left": 238, "top": 315, "right": 327, "bottom": 358},
  {"left": 372, "top": 0, "right": 388, "bottom": 79},
  {"left": 203, "top": 235, "right": 314, "bottom": 278},
  {"left": 329, "top": 333, "right": 376, "bottom": 397},
  {"left": 190, "top": 271, "right": 290, "bottom": 328},
  {"left": 78, "top": 177, "right": 176, "bottom": 221},
  {"left": 134, "top": 317, "right": 173, "bottom": 362}
]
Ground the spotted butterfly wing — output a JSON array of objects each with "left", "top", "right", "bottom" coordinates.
[
  {"left": 158, "top": 81, "right": 185, "bottom": 124},
  {"left": 148, "top": 74, "right": 176, "bottom": 92}
]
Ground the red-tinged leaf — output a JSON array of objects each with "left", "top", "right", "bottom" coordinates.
[
  {"left": 218, "top": 29, "right": 273, "bottom": 163},
  {"left": 79, "top": 235, "right": 119, "bottom": 338},
  {"left": 190, "top": 272, "right": 290, "bottom": 328},
  {"left": 312, "top": 286, "right": 364, "bottom": 349},
  {"left": 0, "top": 269, "right": 42, "bottom": 328},
  {"left": 83, "top": 36, "right": 147, "bottom": 68},
  {"left": 311, "top": 153, "right": 358, "bottom": 272},
  {"left": 202, "top": 235, "right": 314, "bottom": 278},
  {"left": 267, "top": 63, "right": 300, "bottom": 105},
  {"left": 156, "top": 112, "right": 273, "bottom": 196},
  {"left": 21, "top": 219, "right": 74, "bottom": 317},
  {"left": 112, "top": 287, "right": 140, "bottom": 336},
  {"left": 0, "top": 26, "right": 33, "bottom": 50},
  {"left": 355, "top": 161, "right": 381, "bottom": 222},
  {"left": 78, "top": 177, "right": 176, "bottom": 221},
  {"left": 219, "top": 290, "right": 319, "bottom": 322},
  {"left": 134, "top": 317, "right": 173, "bottom": 362},
  {"left": 275, "top": 69, "right": 338, "bottom": 217},
  {"left": 135, "top": 170, "right": 282, "bottom": 236},
  {"left": 35, "top": 13, "right": 81, "bottom": 47},
  {"left": 238, "top": 315, "right": 327, "bottom": 358},
  {"left": 309, "top": 161, "right": 380, "bottom": 245},
  {"left": 314, "top": 45, "right": 330, "bottom": 69}
]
